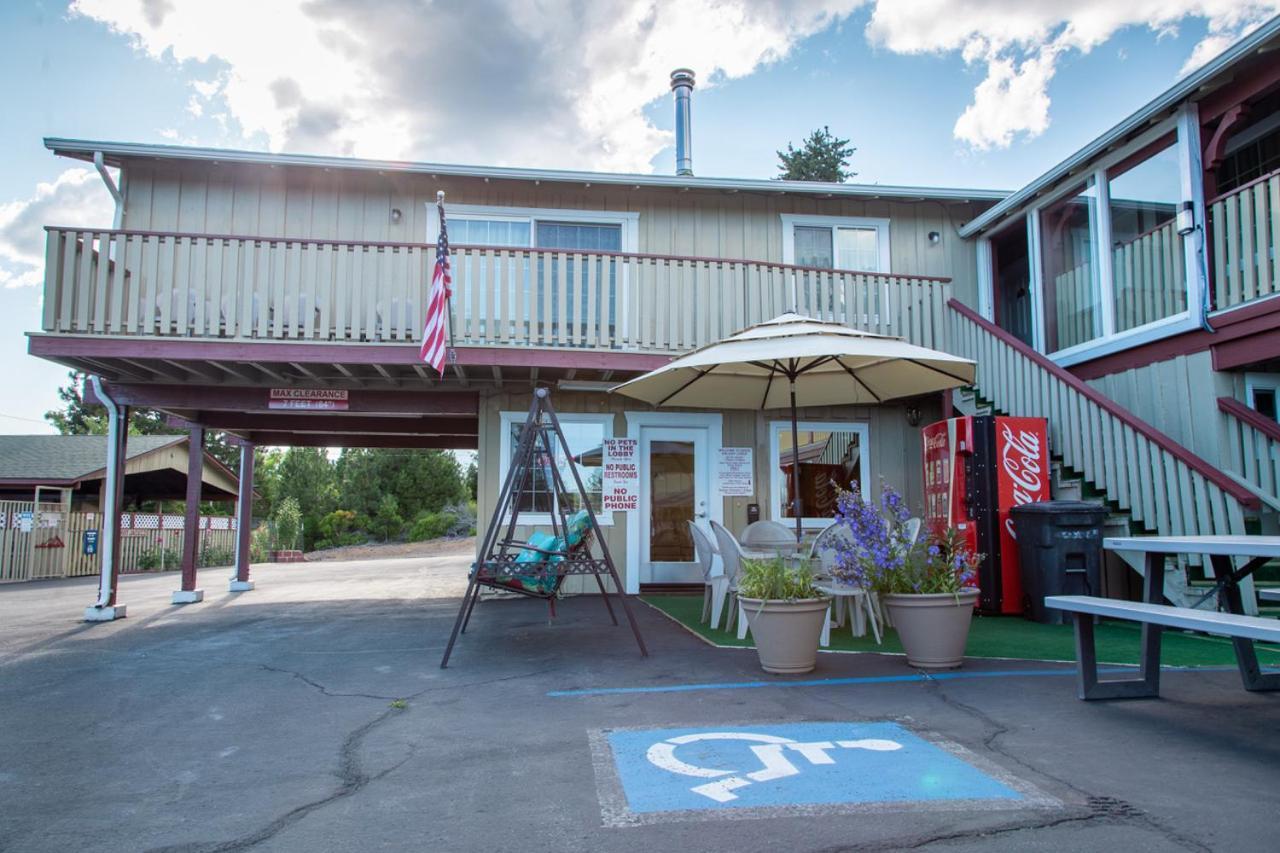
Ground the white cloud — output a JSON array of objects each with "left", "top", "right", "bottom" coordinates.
[
  {"left": 70, "top": 0, "right": 863, "bottom": 171},
  {"left": 61, "top": 0, "right": 1280, "bottom": 169},
  {"left": 0, "top": 169, "right": 116, "bottom": 289},
  {"left": 863, "top": 1, "right": 1280, "bottom": 149}
]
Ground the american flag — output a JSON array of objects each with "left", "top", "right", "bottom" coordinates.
[{"left": 420, "top": 199, "right": 453, "bottom": 373}]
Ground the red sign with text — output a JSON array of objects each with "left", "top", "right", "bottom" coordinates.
[
  {"left": 922, "top": 415, "right": 1049, "bottom": 614},
  {"left": 993, "top": 417, "right": 1050, "bottom": 611}
]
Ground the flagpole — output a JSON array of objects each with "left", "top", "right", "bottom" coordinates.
[
  {"left": 440, "top": 190, "right": 460, "bottom": 361},
  {"left": 437, "top": 190, "right": 458, "bottom": 365}
]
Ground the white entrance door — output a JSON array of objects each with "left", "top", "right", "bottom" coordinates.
[{"left": 638, "top": 425, "right": 711, "bottom": 585}]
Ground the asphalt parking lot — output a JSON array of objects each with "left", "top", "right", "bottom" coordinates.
[{"left": 1, "top": 555, "right": 1277, "bottom": 852}]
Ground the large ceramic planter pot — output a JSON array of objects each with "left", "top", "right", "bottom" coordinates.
[
  {"left": 739, "top": 596, "right": 830, "bottom": 674},
  {"left": 881, "top": 588, "right": 979, "bottom": 670}
]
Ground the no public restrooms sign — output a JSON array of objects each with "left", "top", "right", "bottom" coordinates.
[{"left": 602, "top": 438, "right": 639, "bottom": 512}]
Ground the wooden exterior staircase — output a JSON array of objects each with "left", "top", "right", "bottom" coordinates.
[{"left": 948, "top": 299, "right": 1262, "bottom": 612}]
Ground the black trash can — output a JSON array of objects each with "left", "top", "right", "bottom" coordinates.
[{"left": 1009, "top": 501, "right": 1109, "bottom": 624}]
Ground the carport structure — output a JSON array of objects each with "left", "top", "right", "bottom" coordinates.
[
  {"left": 72, "top": 374, "right": 476, "bottom": 619},
  {"left": 33, "top": 333, "right": 657, "bottom": 621}
]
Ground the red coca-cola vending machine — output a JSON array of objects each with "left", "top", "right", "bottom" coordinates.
[{"left": 922, "top": 415, "right": 1050, "bottom": 615}]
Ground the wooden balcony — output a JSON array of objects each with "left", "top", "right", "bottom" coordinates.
[
  {"left": 40, "top": 227, "right": 953, "bottom": 361},
  {"left": 1210, "top": 167, "right": 1280, "bottom": 314}
]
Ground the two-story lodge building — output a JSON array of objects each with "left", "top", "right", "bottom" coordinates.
[{"left": 29, "top": 17, "right": 1280, "bottom": 616}]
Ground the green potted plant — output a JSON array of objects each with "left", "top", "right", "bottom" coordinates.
[
  {"left": 832, "top": 484, "right": 981, "bottom": 670},
  {"left": 737, "top": 555, "right": 830, "bottom": 674}
]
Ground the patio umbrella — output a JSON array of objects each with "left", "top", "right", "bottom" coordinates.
[{"left": 610, "top": 312, "right": 976, "bottom": 542}]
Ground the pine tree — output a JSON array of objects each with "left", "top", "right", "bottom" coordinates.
[{"left": 776, "top": 126, "right": 857, "bottom": 182}]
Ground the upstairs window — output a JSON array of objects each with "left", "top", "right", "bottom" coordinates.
[
  {"left": 1040, "top": 182, "right": 1102, "bottom": 353},
  {"left": 1107, "top": 139, "right": 1187, "bottom": 334},
  {"left": 782, "top": 215, "right": 890, "bottom": 272}
]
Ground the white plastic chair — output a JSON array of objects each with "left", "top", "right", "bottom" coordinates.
[
  {"left": 809, "top": 521, "right": 882, "bottom": 644},
  {"left": 709, "top": 520, "right": 748, "bottom": 634},
  {"left": 689, "top": 521, "right": 730, "bottom": 629},
  {"left": 716, "top": 519, "right": 835, "bottom": 645},
  {"left": 903, "top": 517, "right": 922, "bottom": 547}
]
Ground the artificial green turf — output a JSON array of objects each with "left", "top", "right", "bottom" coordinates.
[{"left": 641, "top": 594, "right": 1280, "bottom": 668}]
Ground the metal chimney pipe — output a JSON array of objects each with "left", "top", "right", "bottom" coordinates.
[{"left": 670, "top": 68, "right": 695, "bottom": 177}]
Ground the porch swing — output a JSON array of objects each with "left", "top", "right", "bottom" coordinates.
[{"left": 439, "top": 388, "right": 649, "bottom": 667}]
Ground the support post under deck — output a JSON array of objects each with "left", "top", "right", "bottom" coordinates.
[
  {"left": 231, "top": 442, "right": 255, "bottom": 592},
  {"left": 173, "top": 428, "right": 205, "bottom": 604}
]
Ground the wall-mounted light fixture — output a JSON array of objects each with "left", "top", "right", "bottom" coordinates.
[
  {"left": 927, "top": 231, "right": 941, "bottom": 245},
  {"left": 1176, "top": 201, "right": 1195, "bottom": 236},
  {"left": 905, "top": 404, "right": 922, "bottom": 427},
  {"left": 390, "top": 208, "right": 403, "bottom": 223}
]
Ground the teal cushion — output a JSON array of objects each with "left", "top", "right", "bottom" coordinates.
[
  {"left": 509, "top": 530, "right": 561, "bottom": 594},
  {"left": 564, "top": 510, "right": 591, "bottom": 547}
]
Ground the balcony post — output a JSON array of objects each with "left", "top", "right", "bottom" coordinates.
[
  {"left": 231, "top": 442, "right": 256, "bottom": 592},
  {"left": 172, "top": 428, "right": 205, "bottom": 605}
]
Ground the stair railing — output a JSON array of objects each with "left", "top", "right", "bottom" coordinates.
[
  {"left": 1218, "top": 396, "right": 1280, "bottom": 512},
  {"left": 948, "top": 299, "right": 1258, "bottom": 542}
]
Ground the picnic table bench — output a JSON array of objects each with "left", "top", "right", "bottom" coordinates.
[
  {"left": 1260, "top": 588, "right": 1280, "bottom": 603},
  {"left": 1047, "top": 535, "right": 1280, "bottom": 700}
]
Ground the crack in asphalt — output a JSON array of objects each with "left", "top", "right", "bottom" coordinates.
[
  {"left": 144, "top": 705, "right": 413, "bottom": 853},
  {"left": 799, "top": 667, "right": 1212, "bottom": 852},
  {"left": 919, "top": 677, "right": 1212, "bottom": 853},
  {"left": 143, "top": 663, "right": 560, "bottom": 852},
  {"left": 814, "top": 810, "right": 1105, "bottom": 852},
  {"left": 257, "top": 664, "right": 406, "bottom": 701}
]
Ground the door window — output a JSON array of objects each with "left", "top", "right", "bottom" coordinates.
[{"left": 648, "top": 440, "right": 695, "bottom": 563}]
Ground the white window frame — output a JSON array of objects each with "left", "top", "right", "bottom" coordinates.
[
  {"left": 1245, "top": 373, "right": 1280, "bottom": 417},
  {"left": 975, "top": 236, "right": 994, "bottom": 321},
  {"left": 780, "top": 214, "right": 891, "bottom": 272},
  {"left": 426, "top": 203, "right": 639, "bottom": 252},
  {"left": 1020, "top": 115, "right": 1205, "bottom": 366},
  {"left": 768, "top": 420, "right": 871, "bottom": 530},
  {"left": 498, "top": 410, "right": 615, "bottom": 527}
]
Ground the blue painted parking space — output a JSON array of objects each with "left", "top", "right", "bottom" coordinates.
[{"left": 605, "top": 722, "right": 1022, "bottom": 815}]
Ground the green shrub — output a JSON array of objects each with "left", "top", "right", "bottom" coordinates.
[
  {"left": 319, "top": 509, "right": 359, "bottom": 541},
  {"left": 737, "top": 556, "right": 822, "bottom": 601},
  {"left": 135, "top": 546, "right": 181, "bottom": 572},
  {"left": 409, "top": 510, "right": 456, "bottom": 542},
  {"left": 370, "top": 494, "right": 404, "bottom": 542},
  {"left": 273, "top": 497, "right": 303, "bottom": 551},
  {"left": 249, "top": 525, "right": 271, "bottom": 563},
  {"left": 198, "top": 544, "right": 235, "bottom": 568},
  {"left": 443, "top": 501, "right": 477, "bottom": 537}
]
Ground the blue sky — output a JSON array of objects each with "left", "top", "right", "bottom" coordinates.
[{"left": 1, "top": 1, "right": 1275, "bottom": 433}]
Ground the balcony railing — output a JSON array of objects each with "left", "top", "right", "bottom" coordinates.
[
  {"left": 41, "top": 227, "right": 952, "bottom": 354},
  {"left": 1210, "top": 167, "right": 1280, "bottom": 313}
]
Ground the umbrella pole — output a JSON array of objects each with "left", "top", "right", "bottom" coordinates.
[{"left": 789, "top": 379, "right": 803, "bottom": 544}]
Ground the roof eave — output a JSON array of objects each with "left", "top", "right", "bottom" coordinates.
[
  {"left": 44, "top": 137, "right": 1009, "bottom": 203},
  {"left": 958, "top": 14, "right": 1280, "bottom": 239}
]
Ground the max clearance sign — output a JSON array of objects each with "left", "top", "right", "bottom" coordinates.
[
  {"left": 267, "top": 388, "right": 350, "bottom": 411},
  {"left": 601, "top": 438, "right": 639, "bottom": 512}
]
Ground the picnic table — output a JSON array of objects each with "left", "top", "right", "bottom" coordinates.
[{"left": 1047, "top": 535, "right": 1280, "bottom": 699}]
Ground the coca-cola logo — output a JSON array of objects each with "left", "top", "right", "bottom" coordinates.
[
  {"left": 1000, "top": 424, "right": 1046, "bottom": 540},
  {"left": 923, "top": 433, "right": 947, "bottom": 452}
]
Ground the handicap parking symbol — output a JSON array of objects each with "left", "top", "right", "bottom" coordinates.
[{"left": 604, "top": 722, "right": 1024, "bottom": 815}]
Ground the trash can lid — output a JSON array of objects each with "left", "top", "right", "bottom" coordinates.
[{"left": 1009, "top": 500, "right": 1108, "bottom": 516}]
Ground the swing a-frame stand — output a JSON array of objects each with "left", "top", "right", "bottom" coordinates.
[{"left": 440, "top": 388, "right": 649, "bottom": 668}]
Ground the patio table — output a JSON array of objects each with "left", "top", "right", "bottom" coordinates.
[{"left": 1102, "top": 535, "right": 1280, "bottom": 691}]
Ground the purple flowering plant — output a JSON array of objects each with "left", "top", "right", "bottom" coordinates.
[{"left": 830, "top": 482, "right": 981, "bottom": 596}]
